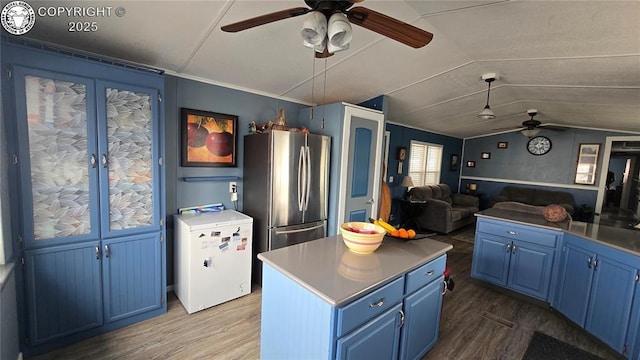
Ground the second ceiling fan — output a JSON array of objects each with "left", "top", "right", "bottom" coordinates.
[
  {"left": 520, "top": 109, "right": 567, "bottom": 137},
  {"left": 221, "top": 0, "right": 434, "bottom": 58}
]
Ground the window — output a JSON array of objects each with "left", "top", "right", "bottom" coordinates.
[{"left": 408, "top": 141, "right": 443, "bottom": 186}]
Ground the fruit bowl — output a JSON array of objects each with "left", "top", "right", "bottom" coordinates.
[{"left": 340, "top": 222, "right": 386, "bottom": 254}]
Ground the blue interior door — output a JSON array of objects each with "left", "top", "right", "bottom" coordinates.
[{"left": 345, "top": 116, "right": 380, "bottom": 223}]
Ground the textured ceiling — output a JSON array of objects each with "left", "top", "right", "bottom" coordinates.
[{"left": 16, "top": 0, "right": 640, "bottom": 138}]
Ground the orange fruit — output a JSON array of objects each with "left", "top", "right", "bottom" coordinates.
[
  {"left": 398, "top": 228, "right": 408, "bottom": 238},
  {"left": 407, "top": 229, "right": 416, "bottom": 238},
  {"left": 391, "top": 229, "right": 400, "bottom": 237}
]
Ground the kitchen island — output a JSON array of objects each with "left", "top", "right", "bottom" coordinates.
[{"left": 258, "top": 235, "right": 452, "bottom": 360}]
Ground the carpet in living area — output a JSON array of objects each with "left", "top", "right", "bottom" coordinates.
[
  {"left": 522, "top": 331, "right": 605, "bottom": 360},
  {"left": 450, "top": 225, "right": 475, "bottom": 244}
]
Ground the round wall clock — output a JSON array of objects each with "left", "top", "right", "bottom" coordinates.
[
  {"left": 397, "top": 147, "right": 407, "bottom": 161},
  {"left": 527, "top": 136, "right": 552, "bottom": 156}
]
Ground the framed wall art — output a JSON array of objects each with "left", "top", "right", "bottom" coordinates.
[
  {"left": 497, "top": 142, "right": 508, "bottom": 149},
  {"left": 466, "top": 161, "right": 476, "bottom": 168},
  {"left": 181, "top": 108, "right": 238, "bottom": 167},
  {"left": 450, "top": 154, "right": 459, "bottom": 171},
  {"left": 481, "top": 152, "right": 491, "bottom": 159}
]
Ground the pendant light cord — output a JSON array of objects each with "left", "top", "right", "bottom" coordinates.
[{"left": 485, "top": 80, "right": 492, "bottom": 107}]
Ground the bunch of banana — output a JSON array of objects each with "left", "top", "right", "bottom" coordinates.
[{"left": 374, "top": 218, "right": 397, "bottom": 234}]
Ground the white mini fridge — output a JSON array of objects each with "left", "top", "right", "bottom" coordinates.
[{"left": 174, "top": 210, "right": 253, "bottom": 314}]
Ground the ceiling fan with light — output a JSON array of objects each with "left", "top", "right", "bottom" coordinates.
[
  {"left": 220, "top": 0, "right": 434, "bottom": 58},
  {"left": 520, "top": 109, "right": 567, "bottom": 137}
]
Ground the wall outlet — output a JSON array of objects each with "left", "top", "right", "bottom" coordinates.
[{"left": 229, "top": 182, "right": 237, "bottom": 193}]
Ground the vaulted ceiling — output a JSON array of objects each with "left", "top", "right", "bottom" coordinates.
[{"left": 18, "top": 0, "right": 640, "bottom": 138}]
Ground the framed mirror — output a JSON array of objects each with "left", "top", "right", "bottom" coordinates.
[{"left": 574, "top": 143, "right": 600, "bottom": 185}]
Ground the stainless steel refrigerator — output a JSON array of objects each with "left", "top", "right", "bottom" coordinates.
[{"left": 243, "top": 130, "right": 330, "bottom": 284}]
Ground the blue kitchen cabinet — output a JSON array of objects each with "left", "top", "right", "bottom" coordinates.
[
  {"left": 627, "top": 282, "right": 640, "bottom": 360},
  {"left": 471, "top": 233, "right": 511, "bottom": 285},
  {"left": 102, "top": 234, "right": 163, "bottom": 323},
  {"left": 24, "top": 242, "right": 103, "bottom": 345},
  {"left": 551, "top": 240, "right": 593, "bottom": 325},
  {"left": 554, "top": 233, "right": 639, "bottom": 355},
  {"left": 472, "top": 218, "right": 558, "bottom": 301},
  {"left": 336, "top": 304, "right": 402, "bottom": 360},
  {"left": 2, "top": 41, "right": 166, "bottom": 354},
  {"left": 399, "top": 274, "right": 445, "bottom": 360}
]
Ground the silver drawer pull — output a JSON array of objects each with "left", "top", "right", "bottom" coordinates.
[
  {"left": 426, "top": 270, "right": 435, "bottom": 276},
  {"left": 507, "top": 230, "right": 519, "bottom": 235},
  {"left": 369, "top": 298, "right": 384, "bottom": 308}
]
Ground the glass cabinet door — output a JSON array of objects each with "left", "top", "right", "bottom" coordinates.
[
  {"left": 13, "top": 66, "right": 100, "bottom": 248},
  {"left": 96, "top": 81, "right": 160, "bottom": 237}
]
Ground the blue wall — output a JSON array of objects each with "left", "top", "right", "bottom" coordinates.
[
  {"left": 461, "top": 128, "right": 634, "bottom": 209},
  {"left": 384, "top": 123, "right": 463, "bottom": 224},
  {"left": 164, "top": 76, "right": 307, "bottom": 216}
]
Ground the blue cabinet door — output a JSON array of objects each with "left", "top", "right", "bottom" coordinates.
[
  {"left": 507, "top": 241, "right": 555, "bottom": 300},
  {"left": 336, "top": 303, "right": 402, "bottom": 360},
  {"left": 102, "top": 233, "right": 162, "bottom": 323},
  {"left": 12, "top": 66, "right": 101, "bottom": 249},
  {"left": 628, "top": 282, "right": 640, "bottom": 360},
  {"left": 553, "top": 241, "right": 594, "bottom": 326},
  {"left": 96, "top": 81, "right": 161, "bottom": 239},
  {"left": 585, "top": 254, "right": 637, "bottom": 353},
  {"left": 25, "top": 242, "right": 103, "bottom": 345},
  {"left": 471, "top": 233, "right": 510, "bottom": 286},
  {"left": 399, "top": 276, "right": 444, "bottom": 360}
]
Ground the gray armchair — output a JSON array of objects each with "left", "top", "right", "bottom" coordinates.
[{"left": 407, "top": 184, "right": 479, "bottom": 234}]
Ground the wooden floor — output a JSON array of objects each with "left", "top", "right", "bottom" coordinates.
[{"left": 28, "top": 227, "right": 624, "bottom": 360}]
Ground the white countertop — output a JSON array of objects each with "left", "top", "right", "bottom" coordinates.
[
  {"left": 258, "top": 236, "right": 453, "bottom": 307},
  {"left": 477, "top": 208, "right": 640, "bottom": 256}
]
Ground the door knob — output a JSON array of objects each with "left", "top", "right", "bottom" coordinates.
[{"left": 366, "top": 198, "right": 375, "bottom": 204}]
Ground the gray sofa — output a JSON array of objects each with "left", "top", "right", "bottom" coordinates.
[
  {"left": 407, "top": 184, "right": 479, "bottom": 234},
  {"left": 493, "top": 185, "right": 575, "bottom": 215}
]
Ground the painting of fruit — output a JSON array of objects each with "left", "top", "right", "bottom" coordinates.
[
  {"left": 205, "top": 131, "right": 233, "bottom": 156},
  {"left": 181, "top": 108, "right": 238, "bottom": 167},
  {"left": 187, "top": 123, "right": 209, "bottom": 147}
]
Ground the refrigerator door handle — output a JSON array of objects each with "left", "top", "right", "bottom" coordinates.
[
  {"left": 297, "top": 146, "right": 304, "bottom": 211},
  {"left": 304, "top": 146, "right": 311, "bottom": 210},
  {"left": 274, "top": 222, "right": 325, "bottom": 235}
]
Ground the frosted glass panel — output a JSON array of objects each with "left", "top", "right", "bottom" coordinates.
[
  {"left": 106, "top": 88, "right": 153, "bottom": 230},
  {"left": 25, "top": 76, "right": 91, "bottom": 239}
]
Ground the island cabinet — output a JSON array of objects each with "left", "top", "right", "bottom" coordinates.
[
  {"left": 472, "top": 218, "right": 560, "bottom": 301},
  {"left": 629, "top": 282, "right": 640, "bottom": 360},
  {"left": 258, "top": 237, "right": 450, "bottom": 360},
  {"left": 552, "top": 233, "right": 639, "bottom": 356},
  {"left": 2, "top": 41, "right": 166, "bottom": 354}
]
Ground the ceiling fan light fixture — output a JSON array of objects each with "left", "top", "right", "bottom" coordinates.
[
  {"left": 521, "top": 128, "right": 540, "bottom": 138},
  {"left": 301, "top": 11, "right": 327, "bottom": 48},
  {"left": 327, "top": 12, "right": 352, "bottom": 53}
]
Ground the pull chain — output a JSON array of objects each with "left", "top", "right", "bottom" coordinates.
[
  {"left": 322, "top": 57, "right": 327, "bottom": 128},
  {"left": 310, "top": 52, "right": 316, "bottom": 120}
]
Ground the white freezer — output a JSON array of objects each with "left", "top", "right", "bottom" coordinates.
[{"left": 174, "top": 210, "right": 253, "bottom": 314}]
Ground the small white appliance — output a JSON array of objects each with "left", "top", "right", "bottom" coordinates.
[{"left": 174, "top": 210, "right": 253, "bottom": 314}]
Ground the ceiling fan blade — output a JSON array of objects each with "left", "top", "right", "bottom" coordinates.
[
  {"left": 221, "top": 7, "right": 310, "bottom": 32},
  {"left": 539, "top": 124, "right": 567, "bottom": 131},
  {"left": 346, "top": 7, "right": 433, "bottom": 48}
]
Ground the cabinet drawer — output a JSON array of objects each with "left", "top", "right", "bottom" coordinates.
[
  {"left": 405, "top": 255, "right": 447, "bottom": 295},
  {"left": 337, "top": 276, "right": 404, "bottom": 338},
  {"left": 477, "top": 221, "right": 558, "bottom": 248}
]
